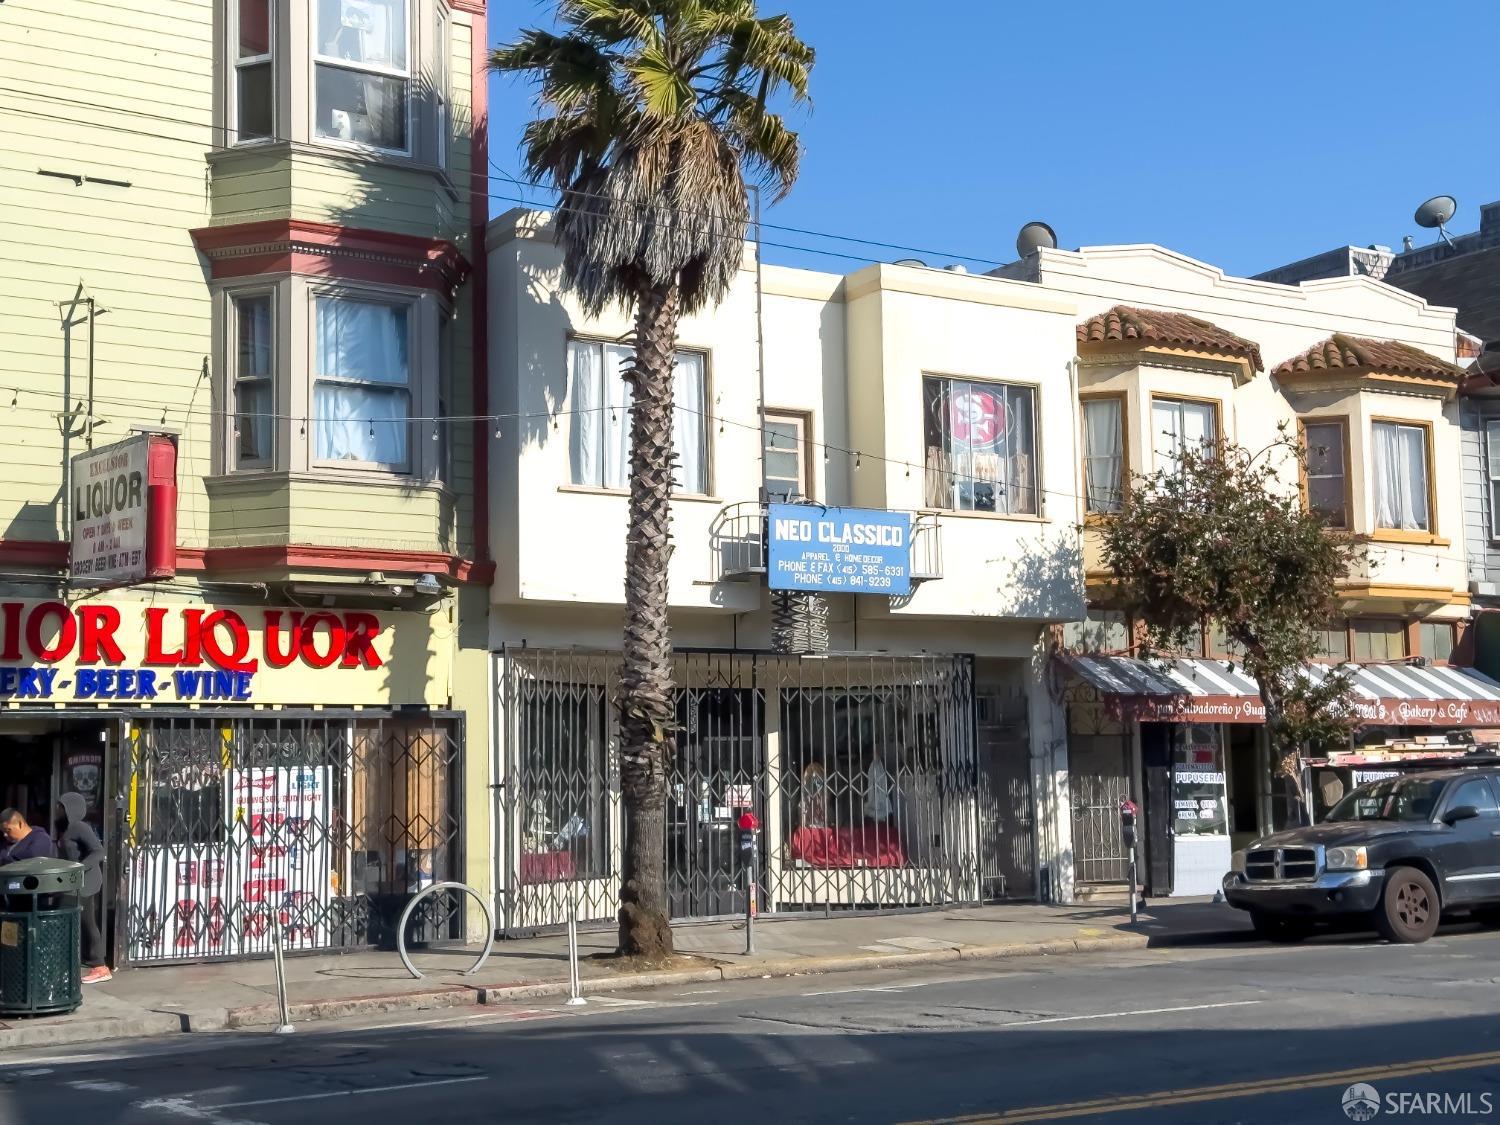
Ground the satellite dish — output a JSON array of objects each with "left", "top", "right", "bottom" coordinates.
[
  {"left": 1414, "top": 195, "right": 1458, "bottom": 248},
  {"left": 1016, "top": 221, "right": 1058, "bottom": 258},
  {"left": 893, "top": 258, "right": 927, "bottom": 268},
  {"left": 943, "top": 264, "right": 968, "bottom": 274}
]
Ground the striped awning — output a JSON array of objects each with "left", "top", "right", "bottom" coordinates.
[{"left": 1057, "top": 654, "right": 1500, "bottom": 727}]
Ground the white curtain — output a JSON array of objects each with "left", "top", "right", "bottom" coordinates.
[
  {"left": 569, "top": 342, "right": 701, "bottom": 492},
  {"left": 1083, "top": 398, "right": 1122, "bottom": 512},
  {"left": 1154, "top": 399, "right": 1215, "bottom": 473},
  {"left": 314, "top": 297, "right": 409, "bottom": 464},
  {"left": 672, "top": 352, "right": 707, "bottom": 494},
  {"left": 1374, "top": 422, "right": 1429, "bottom": 531}
]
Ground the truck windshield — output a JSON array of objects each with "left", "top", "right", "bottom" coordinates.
[{"left": 1326, "top": 777, "right": 1447, "bottom": 823}]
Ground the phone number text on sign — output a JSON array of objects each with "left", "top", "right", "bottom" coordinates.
[{"left": 767, "top": 504, "right": 912, "bottom": 596}]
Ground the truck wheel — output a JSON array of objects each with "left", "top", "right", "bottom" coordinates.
[
  {"left": 1251, "top": 912, "right": 1312, "bottom": 943},
  {"left": 1374, "top": 867, "right": 1440, "bottom": 944}
]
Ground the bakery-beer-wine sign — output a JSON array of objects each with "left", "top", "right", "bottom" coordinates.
[{"left": 70, "top": 432, "right": 178, "bottom": 585}]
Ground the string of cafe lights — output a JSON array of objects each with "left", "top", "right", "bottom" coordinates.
[{"left": 0, "top": 378, "right": 1465, "bottom": 570}]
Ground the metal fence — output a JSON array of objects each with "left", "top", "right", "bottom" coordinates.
[
  {"left": 121, "top": 711, "right": 464, "bottom": 965},
  {"left": 1065, "top": 696, "right": 1133, "bottom": 886},
  {"left": 498, "top": 648, "right": 1034, "bottom": 933}
]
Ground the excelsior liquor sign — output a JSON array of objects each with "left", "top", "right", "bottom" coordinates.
[
  {"left": 0, "top": 598, "right": 446, "bottom": 707},
  {"left": 70, "top": 433, "right": 178, "bottom": 585}
]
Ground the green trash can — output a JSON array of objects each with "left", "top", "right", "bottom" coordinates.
[{"left": 0, "top": 858, "right": 84, "bottom": 1016}]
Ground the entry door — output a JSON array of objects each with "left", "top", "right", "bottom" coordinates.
[{"left": 669, "top": 687, "right": 764, "bottom": 919}]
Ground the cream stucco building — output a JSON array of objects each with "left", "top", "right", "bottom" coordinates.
[{"left": 487, "top": 209, "right": 1488, "bottom": 914}]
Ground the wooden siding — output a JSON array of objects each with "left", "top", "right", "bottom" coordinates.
[{"left": 0, "top": 0, "right": 477, "bottom": 563}]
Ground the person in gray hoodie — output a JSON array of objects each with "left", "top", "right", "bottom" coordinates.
[{"left": 56, "top": 794, "right": 109, "bottom": 984}]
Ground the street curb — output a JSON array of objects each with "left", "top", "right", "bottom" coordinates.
[
  {"left": 224, "top": 985, "right": 477, "bottom": 1029},
  {"left": 0, "top": 1010, "right": 184, "bottom": 1050},
  {"left": 18, "top": 927, "right": 1229, "bottom": 1047}
]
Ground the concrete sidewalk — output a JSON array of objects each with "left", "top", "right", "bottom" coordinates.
[{"left": 0, "top": 899, "right": 1252, "bottom": 1050}]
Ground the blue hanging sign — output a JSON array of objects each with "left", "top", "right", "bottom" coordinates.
[{"left": 767, "top": 504, "right": 912, "bottom": 596}]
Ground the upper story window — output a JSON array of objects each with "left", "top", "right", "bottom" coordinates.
[
  {"left": 763, "top": 411, "right": 810, "bottom": 501},
  {"left": 1486, "top": 420, "right": 1500, "bottom": 540},
  {"left": 234, "top": 0, "right": 274, "bottom": 141},
  {"left": 1081, "top": 395, "right": 1124, "bottom": 515},
  {"left": 1419, "top": 620, "right": 1455, "bottom": 664},
  {"left": 923, "top": 376, "right": 1038, "bottom": 515},
  {"left": 435, "top": 5, "right": 450, "bottom": 168},
  {"left": 313, "top": 295, "right": 412, "bottom": 470},
  {"left": 1152, "top": 396, "right": 1217, "bottom": 475},
  {"left": 1314, "top": 620, "right": 1351, "bottom": 663},
  {"left": 1372, "top": 420, "right": 1431, "bottom": 532},
  {"left": 1353, "top": 618, "right": 1407, "bottom": 662},
  {"left": 232, "top": 294, "right": 274, "bottom": 467},
  {"left": 314, "top": 0, "right": 411, "bottom": 153},
  {"left": 1302, "top": 418, "right": 1350, "bottom": 529},
  {"left": 568, "top": 340, "right": 708, "bottom": 495},
  {"left": 1063, "top": 609, "right": 1129, "bottom": 653}
]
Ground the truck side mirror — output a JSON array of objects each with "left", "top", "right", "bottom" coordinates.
[{"left": 1442, "top": 804, "right": 1480, "bottom": 826}]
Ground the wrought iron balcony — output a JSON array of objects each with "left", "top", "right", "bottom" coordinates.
[{"left": 712, "top": 501, "right": 943, "bottom": 584}]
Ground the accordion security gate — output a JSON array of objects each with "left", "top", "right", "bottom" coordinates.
[
  {"left": 122, "top": 711, "right": 464, "bottom": 965},
  {"left": 499, "top": 648, "right": 1031, "bottom": 933}
]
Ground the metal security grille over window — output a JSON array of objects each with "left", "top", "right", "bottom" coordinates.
[
  {"left": 498, "top": 650, "right": 1035, "bottom": 933},
  {"left": 314, "top": 0, "right": 411, "bottom": 153},
  {"left": 122, "top": 713, "right": 463, "bottom": 965},
  {"left": 923, "top": 376, "right": 1038, "bottom": 515}
]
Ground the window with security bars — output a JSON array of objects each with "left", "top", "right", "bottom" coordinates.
[
  {"left": 517, "top": 688, "right": 611, "bottom": 883},
  {"left": 124, "top": 715, "right": 461, "bottom": 964}
]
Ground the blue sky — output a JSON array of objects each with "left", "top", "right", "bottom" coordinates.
[{"left": 486, "top": 2, "right": 1500, "bottom": 279}]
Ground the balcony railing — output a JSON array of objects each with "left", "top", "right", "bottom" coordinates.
[{"left": 712, "top": 502, "right": 943, "bottom": 585}]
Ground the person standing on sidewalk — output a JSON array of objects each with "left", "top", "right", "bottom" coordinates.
[
  {"left": 0, "top": 809, "right": 55, "bottom": 863},
  {"left": 56, "top": 794, "right": 110, "bottom": 984}
]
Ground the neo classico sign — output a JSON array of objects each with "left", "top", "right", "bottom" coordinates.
[{"left": 767, "top": 504, "right": 912, "bottom": 596}]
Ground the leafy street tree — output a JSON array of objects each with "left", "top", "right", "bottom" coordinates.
[
  {"left": 492, "top": 0, "right": 814, "bottom": 958},
  {"left": 1097, "top": 433, "right": 1364, "bottom": 823}
]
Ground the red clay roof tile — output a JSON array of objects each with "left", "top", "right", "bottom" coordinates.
[
  {"left": 1077, "top": 305, "right": 1264, "bottom": 372},
  {"left": 1271, "top": 334, "right": 1463, "bottom": 380}
]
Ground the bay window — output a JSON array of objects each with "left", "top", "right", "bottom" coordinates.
[
  {"left": 435, "top": 5, "right": 450, "bottom": 168},
  {"left": 232, "top": 295, "right": 274, "bottom": 467},
  {"left": 314, "top": 0, "right": 410, "bottom": 152},
  {"left": 313, "top": 296, "right": 412, "bottom": 469},
  {"left": 1302, "top": 418, "right": 1349, "bottom": 529},
  {"left": 1152, "top": 397, "right": 1217, "bottom": 474},
  {"left": 1081, "top": 396, "right": 1124, "bottom": 514},
  {"left": 1372, "top": 420, "right": 1431, "bottom": 532},
  {"left": 234, "top": 0, "right": 274, "bottom": 141},
  {"left": 923, "top": 375, "right": 1038, "bottom": 515},
  {"left": 568, "top": 340, "right": 708, "bottom": 494},
  {"left": 1353, "top": 619, "right": 1407, "bottom": 662}
]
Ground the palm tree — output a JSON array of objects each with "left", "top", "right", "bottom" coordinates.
[{"left": 492, "top": 0, "right": 813, "bottom": 958}]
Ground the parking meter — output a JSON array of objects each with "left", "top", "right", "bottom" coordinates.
[
  {"left": 738, "top": 811, "right": 760, "bottom": 952},
  {"left": 1118, "top": 798, "right": 1137, "bottom": 850}
]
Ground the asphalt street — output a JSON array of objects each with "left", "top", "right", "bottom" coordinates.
[{"left": 4, "top": 926, "right": 1500, "bottom": 1124}]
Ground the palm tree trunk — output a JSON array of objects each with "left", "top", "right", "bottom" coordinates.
[{"left": 616, "top": 279, "right": 681, "bottom": 960}]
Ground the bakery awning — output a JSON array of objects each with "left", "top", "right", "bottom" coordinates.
[{"left": 1057, "top": 654, "right": 1500, "bottom": 727}]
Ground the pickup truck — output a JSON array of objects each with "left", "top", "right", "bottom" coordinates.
[{"left": 1221, "top": 768, "right": 1500, "bottom": 943}]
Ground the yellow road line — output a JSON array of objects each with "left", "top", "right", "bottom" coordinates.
[{"left": 903, "top": 1048, "right": 1500, "bottom": 1124}]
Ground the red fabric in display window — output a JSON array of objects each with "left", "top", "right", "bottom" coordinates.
[{"left": 789, "top": 824, "right": 907, "bottom": 868}]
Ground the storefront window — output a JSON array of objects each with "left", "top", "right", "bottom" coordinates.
[
  {"left": 923, "top": 375, "right": 1038, "bottom": 514},
  {"left": 517, "top": 688, "right": 610, "bottom": 883},
  {"left": 781, "top": 688, "right": 950, "bottom": 870},
  {"left": 1171, "top": 724, "right": 1227, "bottom": 836}
]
